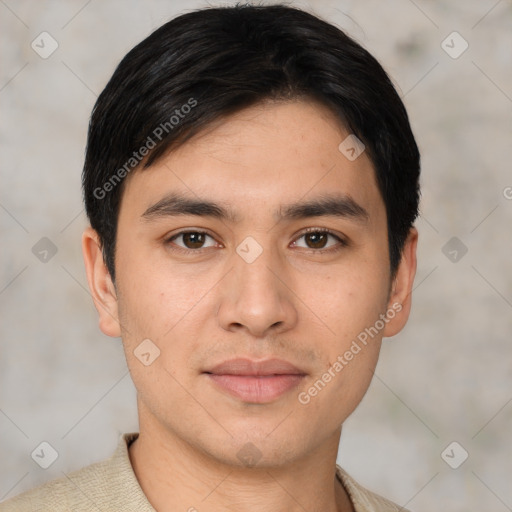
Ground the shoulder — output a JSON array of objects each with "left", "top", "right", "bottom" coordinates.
[
  {"left": 336, "top": 465, "right": 411, "bottom": 512},
  {"left": 0, "top": 463, "right": 103, "bottom": 512},
  {"left": 0, "top": 433, "right": 153, "bottom": 512}
]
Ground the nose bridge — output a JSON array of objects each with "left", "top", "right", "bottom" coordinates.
[
  {"left": 217, "top": 233, "right": 297, "bottom": 336},
  {"left": 234, "top": 234, "right": 282, "bottom": 302},
  {"left": 236, "top": 241, "right": 276, "bottom": 290}
]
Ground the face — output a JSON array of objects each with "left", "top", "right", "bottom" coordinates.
[{"left": 83, "top": 99, "right": 417, "bottom": 468}]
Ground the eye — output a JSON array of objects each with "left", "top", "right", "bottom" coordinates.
[
  {"left": 292, "top": 228, "right": 347, "bottom": 252},
  {"left": 165, "top": 228, "right": 347, "bottom": 254},
  {"left": 166, "top": 230, "right": 218, "bottom": 251}
]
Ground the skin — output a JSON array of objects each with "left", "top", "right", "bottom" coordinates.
[{"left": 82, "top": 99, "right": 417, "bottom": 512}]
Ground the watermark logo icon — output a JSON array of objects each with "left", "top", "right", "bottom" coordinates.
[
  {"left": 338, "top": 134, "right": 365, "bottom": 161},
  {"left": 31, "top": 441, "right": 59, "bottom": 469},
  {"left": 236, "top": 442, "right": 262, "bottom": 467},
  {"left": 441, "top": 441, "right": 468, "bottom": 469},
  {"left": 236, "top": 236, "right": 263, "bottom": 264},
  {"left": 31, "top": 32, "right": 59, "bottom": 59},
  {"left": 134, "top": 339, "right": 160, "bottom": 366},
  {"left": 441, "top": 31, "right": 468, "bottom": 59},
  {"left": 32, "top": 237, "right": 58, "bottom": 263},
  {"left": 442, "top": 237, "right": 468, "bottom": 263}
]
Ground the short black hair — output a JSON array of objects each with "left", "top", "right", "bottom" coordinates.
[{"left": 82, "top": 3, "right": 420, "bottom": 281}]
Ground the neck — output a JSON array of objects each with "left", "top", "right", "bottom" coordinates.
[{"left": 128, "top": 404, "right": 354, "bottom": 512}]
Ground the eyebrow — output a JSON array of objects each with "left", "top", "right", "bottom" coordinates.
[{"left": 141, "top": 192, "right": 369, "bottom": 224}]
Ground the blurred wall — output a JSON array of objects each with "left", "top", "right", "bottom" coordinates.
[{"left": 1, "top": 1, "right": 511, "bottom": 510}]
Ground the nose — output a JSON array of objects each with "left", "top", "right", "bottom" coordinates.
[{"left": 216, "top": 240, "right": 298, "bottom": 338}]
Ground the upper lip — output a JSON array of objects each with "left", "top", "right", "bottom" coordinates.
[{"left": 204, "top": 358, "right": 307, "bottom": 376}]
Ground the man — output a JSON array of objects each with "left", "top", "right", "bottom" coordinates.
[{"left": 1, "top": 3, "right": 419, "bottom": 511}]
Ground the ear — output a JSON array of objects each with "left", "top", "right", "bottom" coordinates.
[
  {"left": 382, "top": 227, "right": 418, "bottom": 338},
  {"left": 82, "top": 227, "right": 121, "bottom": 337}
]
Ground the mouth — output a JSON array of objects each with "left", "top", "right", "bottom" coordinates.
[{"left": 203, "top": 358, "right": 307, "bottom": 404}]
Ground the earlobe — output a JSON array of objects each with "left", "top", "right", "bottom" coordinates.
[
  {"left": 382, "top": 227, "right": 418, "bottom": 338},
  {"left": 82, "top": 227, "right": 122, "bottom": 338}
]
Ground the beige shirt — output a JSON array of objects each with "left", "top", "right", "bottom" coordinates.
[{"left": 0, "top": 433, "right": 410, "bottom": 512}]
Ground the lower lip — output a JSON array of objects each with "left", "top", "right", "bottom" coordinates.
[{"left": 206, "top": 374, "right": 305, "bottom": 403}]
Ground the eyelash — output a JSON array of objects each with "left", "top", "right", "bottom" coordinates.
[{"left": 164, "top": 227, "right": 348, "bottom": 255}]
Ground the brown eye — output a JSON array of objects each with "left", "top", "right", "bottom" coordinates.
[
  {"left": 182, "top": 232, "right": 206, "bottom": 249},
  {"left": 304, "top": 232, "right": 329, "bottom": 249},
  {"left": 293, "top": 229, "right": 345, "bottom": 251},
  {"left": 167, "top": 231, "right": 217, "bottom": 250}
]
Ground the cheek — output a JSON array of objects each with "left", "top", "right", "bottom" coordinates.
[
  {"left": 308, "top": 266, "right": 389, "bottom": 338},
  {"left": 115, "top": 247, "right": 203, "bottom": 337},
  {"left": 115, "top": 280, "right": 198, "bottom": 421},
  {"left": 114, "top": 258, "right": 211, "bottom": 387},
  {"left": 302, "top": 263, "right": 388, "bottom": 396}
]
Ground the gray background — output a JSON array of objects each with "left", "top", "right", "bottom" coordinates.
[{"left": 1, "top": 0, "right": 511, "bottom": 510}]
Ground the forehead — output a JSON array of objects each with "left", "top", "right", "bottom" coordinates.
[{"left": 120, "top": 100, "right": 384, "bottom": 222}]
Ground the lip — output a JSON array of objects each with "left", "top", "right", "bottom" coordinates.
[
  {"left": 206, "top": 357, "right": 306, "bottom": 376},
  {"left": 204, "top": 358, "right": 307, "bottom": 403}
]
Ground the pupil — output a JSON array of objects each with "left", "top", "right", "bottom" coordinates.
[
  {"left": 307, "top": 233, "right": 326, "bottom": 249},
  {"left": 184, "top": 232, "right": 205, "bottom": 248}
]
